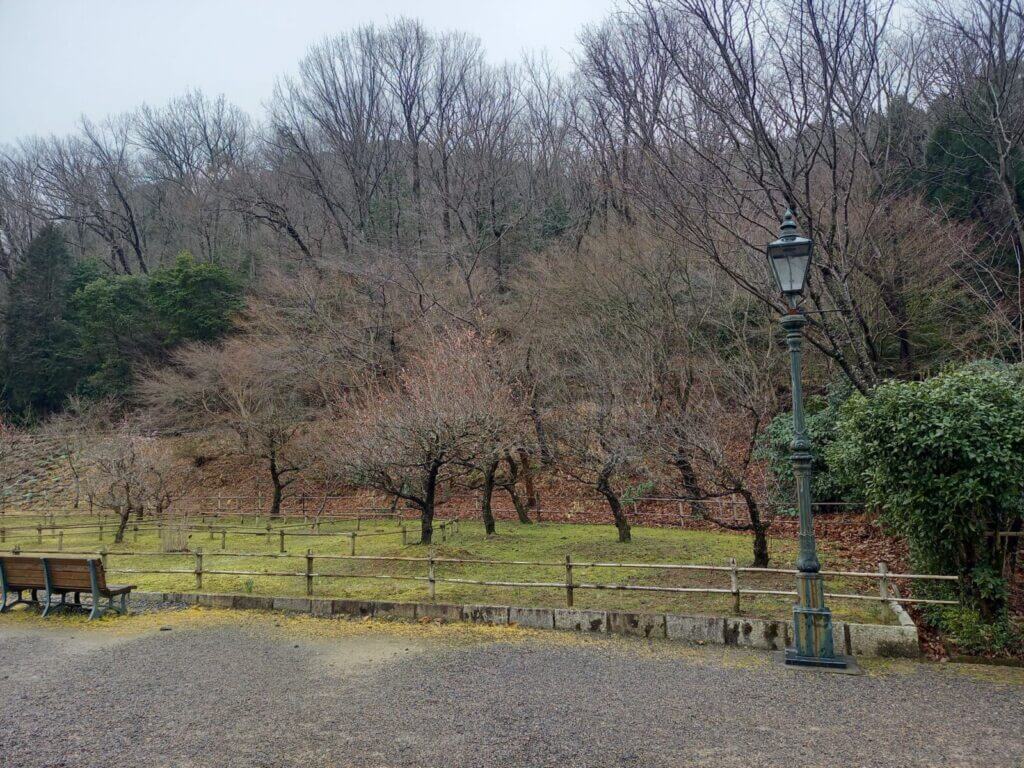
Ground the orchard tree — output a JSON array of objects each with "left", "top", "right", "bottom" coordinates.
[
  {"left": 329, "top": 331, "right": 521, "bottom": 543},
  {"left": 80, "top": 425, "right": 151, "bottom": 543}
]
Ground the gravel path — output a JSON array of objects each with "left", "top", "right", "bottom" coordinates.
[{"left": 1, "top": 610, "right": 1022, "bottom": 768}]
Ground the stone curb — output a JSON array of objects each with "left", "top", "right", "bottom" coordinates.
[{"left": 135, "top": 591, "right": 919, "bottom": 658}]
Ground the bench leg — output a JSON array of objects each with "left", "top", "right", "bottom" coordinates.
[
  {"left": 1, "top": 589, "right": 34, "bottom": 612},
  {"left": 88, "top": 560, "right": 102, "bottom": 620},
  {"left": 120, "top": 592, "right": 128, "bottom": 615}
]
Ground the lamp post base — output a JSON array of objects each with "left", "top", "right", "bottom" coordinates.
[
  {"left": 787, "top": 570, "right": 845, "bottom": 667},
  {"left": 776, "top": 650, "right": 860, "bottom": 674},
  {"left": 784, "top": 649, "right": 849, "bottom": 669}
]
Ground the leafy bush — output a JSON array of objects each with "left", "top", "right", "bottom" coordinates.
[
  {"left": 829, "top": 363, "right": 1024, "bottom": 616},
  {"left": 757, "top": 382, "right": 858, "bottom": 511},
  {"left": 927, "top": 606, "right": 1024, "bottom": 656}
]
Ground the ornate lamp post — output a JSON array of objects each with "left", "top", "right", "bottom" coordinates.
[{"left": 767, "top": 209, "right": 845, "bottom": 669}]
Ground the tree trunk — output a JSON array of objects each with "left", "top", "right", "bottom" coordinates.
[
  {"left": 597, "top": 472, "right": 631, "bottom": 543},
  {"left": 505, "top": 485, "right": 531, "bottom": 524},
  {"left": 419, "top": 461, "right": 441, "bottom": 545},
  {"left": 114, "top": 505, "right": 131, "bottom": 544},
  {"left": 269, "top": 453, "right": 284, "bottom": 520},
  {"left": 741, "top": 490, "right": 770, "bottom": 568},
  {"left": 503, "top": 454, "right": 531, "bottom": 524},
  {"left": 517, "top": 450, "right": 541, "bottom": 516},
  {"left": 673, "top": 445, "right": 704, "bottom": 518},
  {"left": 419, "top": 506, "right": 434, "bottom": 545},
  {"left": 481, "top": 460, "right": 498, "bottom": 536}
]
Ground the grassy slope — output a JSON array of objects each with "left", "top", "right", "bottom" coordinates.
[{"left": 0, "top": 514, "right": 894, "bottom": 624}]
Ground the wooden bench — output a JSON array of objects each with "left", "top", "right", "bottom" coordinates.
[{"left": 0, "top": 556, "right": 136, "bottom": 619}]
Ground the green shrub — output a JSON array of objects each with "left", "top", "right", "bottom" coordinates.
[
  {"left": 757, "top": 382, "right": 858, "bottom": 511},
  {"left": 829, "top": 363, "right": 1024, "bottom": 617},
  {"left": 927, "top": 606, "right": 1024, "bottom": 656}
]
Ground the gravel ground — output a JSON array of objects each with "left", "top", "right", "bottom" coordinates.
[{"left": 1, "top": 609, "right": 1022, "bottom": 768}]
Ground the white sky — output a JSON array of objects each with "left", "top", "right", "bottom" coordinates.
[{"left": 0, "top": 0, "right": 618, "bottom": 144}]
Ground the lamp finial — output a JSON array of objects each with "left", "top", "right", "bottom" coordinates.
[{"left": 779, "top": 208, "right": 798, "bottom": 239}]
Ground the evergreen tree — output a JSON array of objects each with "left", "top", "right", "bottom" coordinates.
[{"left": 1, "top": 226, "right": 81, "bottom": 415}]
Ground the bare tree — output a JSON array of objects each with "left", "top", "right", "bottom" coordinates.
[
  {"left": 327, "top": 330, "right": 520, "bottom": 543},
  {"left": 135, "top": 91, "right": 251, "bottom": 262},
  {"left": 141, "top": 338, "right": 314, "bottom": 518},
  {"left": 919, "top": 0, "right": 1024, "bottom": 360},
  {"left": 80, "top": 425, "right": 151, "bottom": 542},
  {"left": 579, "top": 0, "right": 963, "bottom": 387}
]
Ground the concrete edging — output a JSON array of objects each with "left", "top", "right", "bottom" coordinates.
[{"left": 135, "top": 591, "right": 919, "bottom": 658}]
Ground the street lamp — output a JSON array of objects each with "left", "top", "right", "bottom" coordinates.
[{"left": 767, "top": 209, "right": 846, "bottom": 669}]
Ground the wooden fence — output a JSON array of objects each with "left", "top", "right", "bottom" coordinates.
[
  {"left": 105, "top": 553, "right": 964, "bottom": 609},
  {"left": 0, "top": 517, "right": 459, "bottom": 554},
  {"left": 0, "top": 544, "right": 960, "bottom": 611}
]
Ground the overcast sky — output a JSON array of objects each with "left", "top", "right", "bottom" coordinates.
[{"left": 0, "top": 0, "right": 618, "bottom": 144}]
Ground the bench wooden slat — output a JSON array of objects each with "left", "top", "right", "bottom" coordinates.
[
  {"left": 2, "top": 556, "right": 136, "bottom": 616},
  {"left": 1, "top": 557, "right": 46, "bottom": 588}
]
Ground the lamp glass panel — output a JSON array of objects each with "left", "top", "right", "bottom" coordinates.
[{"left": 771, "top": 251, "right": 809, "bottom": 294}]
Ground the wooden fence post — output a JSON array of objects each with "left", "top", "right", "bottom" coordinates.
[
  {"left": 401, "top": 524, "right": 407, "bottom": 546},
  {"left": 565, "top": 554, "right": 574, "bottom": 607},
  {"left": 195, "top": 548, "right": 203, "bottom": 590},
  {"left": 133, "top": 524, "right": 139, "bottom": 543},
  {"left": 730, "top": 558, "right": 740, "bottom": 615},
  {"left": 279, "top": 529, "right": 286, "bottom": 554},
  {"left": 878, "top": 561, "right": 890, "bottom": 600},
  {"left": 221, "top": 530, "right": 227, "bottom": 550},
  {"left": 349, "top": 532, "right": 356, "bottom": 556},
  {"left": 100, "top": 546, "right": 108, "bottom": 572},
  {"left": 36, "top": 525, "right": 42, "bottom": 545},
  {"left": 428, "top": 550, "right": 436, "bottom": 602},
  {"left": 356, "top": 516, "right": 361, "bottom": 531},
  {"left": 306, "top": 549, "right": 314, "bottom": 596},
  {"left": 98, "top": 522, "right": 104, "bottom": 542},
  {"left": 208, "top": 524, "right": 214, "bottom": 540},
  {"left": 1, "top": 527, "right": 5, "bottom": 544},
  {"left": 58, "top": 530, "right": 64, "bottom": 551}
]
